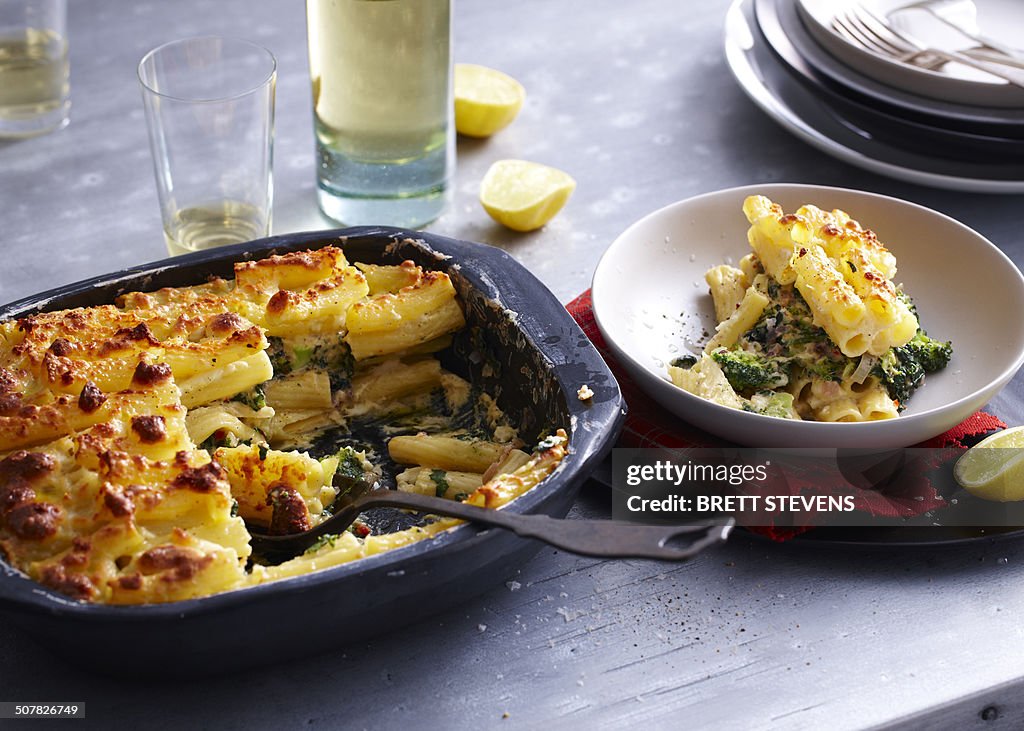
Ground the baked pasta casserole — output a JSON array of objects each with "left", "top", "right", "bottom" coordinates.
[
  {"left": 0, "top": 246, "right": 566, "bottom": 604},
  {"left": 670, "top": 195, "right": 952, "bottom": 421}
]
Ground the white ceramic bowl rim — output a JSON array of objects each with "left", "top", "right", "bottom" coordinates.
[{"left": 592, "top": 183, "right": 1024, "bottom": 446}]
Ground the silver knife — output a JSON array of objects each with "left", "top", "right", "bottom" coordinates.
[{"left": 889, "top": 4, "right": 1024, "bottom": 70}]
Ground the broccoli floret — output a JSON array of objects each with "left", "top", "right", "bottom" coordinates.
[
  {"left": 330, "top": 446, "right": 375, "bottom": 499},
  {"left": 335, "top": 447, "right": 365, "bottom": 481},
  {"left": 745, "top": 306, "right": 778, "bottom": 345},
  {"left": 710, "top": 348, "right": 789, "bottom": 392},
  {"left": 266, "top": 336, "right": 291, "bottom": 375},
  {"left": 804, "top": 355, "right": 851, "bottom": 383},
  {"left": 898, "top": 290, "right": 919, "bottom": 320},
  {"left": 292, "top": 345, "right": 314, "bottom": 370},
  {"left": 744, "top": 391, "right": 798, "bottom": 419},
  {"left": 874, "top": 347, "right": 926, "bottom": 410},
  {"left": 903, "top": 331, "right": 952, "bottom": 373},
  {"left": 266, "top": 335, "right": 355, "bottom": 390},
  {"left": 873, "top": 330, "right": 952, "bottom": 409},
  {"left": 308, "top": 336, "right": 355, "bottom": 390},
  {"left": 232, "top": 383, "right": 267, "bottom": 411}
]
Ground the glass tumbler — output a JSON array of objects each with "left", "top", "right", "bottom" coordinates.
[
  {"left": 138, "top": 36, "right": 276, "bottom": 257},
  {"left": 0, "top": 0, "right": 70, "bottom": 137}
]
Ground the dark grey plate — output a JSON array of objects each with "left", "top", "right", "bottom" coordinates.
[{"left": 0, "top": 227, "right": 626, "bottom": 676}]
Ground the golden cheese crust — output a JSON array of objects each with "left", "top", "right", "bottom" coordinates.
[
  {"left": 743, "top": 195, "right": 917, "bottom": 357},
  {"left": 0, "top": 422, "right": 250, "bottom": 603},
  {"left": 0, "top": 246, "right": 558, "bottom": 605}
]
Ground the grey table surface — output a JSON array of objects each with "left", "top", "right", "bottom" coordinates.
[{"left": 2, "top": 1, "right": 1024, "bottom": 729}]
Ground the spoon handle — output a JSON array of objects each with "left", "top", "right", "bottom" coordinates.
[{"left": 358, "top": 491, "right": 733, "bottom": 561}]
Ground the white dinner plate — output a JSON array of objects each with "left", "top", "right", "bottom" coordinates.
[
  {"left": 797, "top": 0, "right": 1024, "bottom": 108},
  {"left": 591, "top": 183, "right": 1024, "bottom": 448},
  {"left": 759, "top": 0, "right": 1024, "bottom": 131},
  {"left": 724, "top": 0, "right": 1024, "bottom": 193}
]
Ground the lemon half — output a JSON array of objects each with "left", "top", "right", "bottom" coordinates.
[
  {"left": 479, "top": 159, "right": 576, "bottom": 232},
  {"left": 953, "top": 426, "right": 1024, "bottom": 502},
  {"left": 454, "top": 64, "right": 525, "bottom": 138}
]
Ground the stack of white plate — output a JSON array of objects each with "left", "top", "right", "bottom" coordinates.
[{"left": 725, "top": 0, "right": 1024, "bottom": 192}]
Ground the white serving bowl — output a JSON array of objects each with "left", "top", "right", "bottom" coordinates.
[{"left": 592, "top": 183, "right": 1024, "bottom": 448}]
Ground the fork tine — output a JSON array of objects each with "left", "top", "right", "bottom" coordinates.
[
  {"left": 846, "top": 10, "right": 907, "bottom": 55},
  {"left": 850, "top": 4, "right": 917, "bottom": 53},
  {"left": 835, "top": 2, "right": 1024, "bottom": 83},
  {"left": 833, "top": 9, "right": 943, "bottom": 72},
  {"left": 832, "top": 11, "right": 899, "bottom": 56},
  {"left": 831, "top": 13, "right": 877, "bottom": 53},
  {"left": 830, "top": 18, "right": 863, "bottom": 47}
]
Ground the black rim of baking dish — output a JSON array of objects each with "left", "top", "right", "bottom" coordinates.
[{"left": 0, "top": 226, "right": 626, "bottom": 619}]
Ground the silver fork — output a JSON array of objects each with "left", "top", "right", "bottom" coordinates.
[{"left": 832, "top": 4, "right": 1024, "bottom": 90}]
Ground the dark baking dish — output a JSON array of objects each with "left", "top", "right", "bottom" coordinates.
[{"left": 0, "top": 227, "right": 625, "bottom": 675}]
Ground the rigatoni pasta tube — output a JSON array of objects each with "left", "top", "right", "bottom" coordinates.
[
  {"left": 0, "top": 380, "right": 181, "bottom": 452},
  {"left": 158, "top": 326, "right": 267, "bottom": 381},
  {"left": 856, "top": 380, "right": 900, "bottom": 420},
  {"left": 259, "top": 271, "right": 370, "bottom": 337},
  {"left": 345, "top": 273, "right": 466, "bottom": 360},
  {"left": 793, "top": 204, "right": 897, "bottom": 279},
  {"left": 265, "top": 409, "right": 340, "bottom": 447},
  {"left": 351, "top": 358, "right": 442, "bottom": 404},
  {"left": 788, "top": 245, "right": 873, "bottom": 357},
  {"left": 388, "top": 435, "right": 506, "bottom": 472},
  {"left": 396, "top": 467, "right": 484, "bottom": 499},
  {"left": 705, "top": 265, "right": 749, "bottom": 323},
  {"left": 743, "top": 195, "right": 798, "bottom": 284},
  {"left": 704, "top": 286, "right": 769, "bottom": 353},
  {"left": 668, "top": 354, "right": 744, "bottom": 410},
  {"left": 355, "top": 261, "right": 422, "bottom": 294},
  {"left": 178, "top": 351, "right": 274, "bottom": 409},
  {"left": 264, "top": 370, "right": 333, "bottom": 411},
  {"left": 185, "top": 405, "right": 259, "bottom": 446},
  {"left": 234, "top": 246, "right": 349, "bottom": 293}
]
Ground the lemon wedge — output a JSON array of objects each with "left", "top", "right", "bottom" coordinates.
[
  {"left": 479, "top": 160, "right": 576, "bottom": 232},
  {"left": 953, "top": 426, "right": 1024, "bottom": 502},
  {"left": 454, "top": 64, "right": 525, "bottom": 138}
]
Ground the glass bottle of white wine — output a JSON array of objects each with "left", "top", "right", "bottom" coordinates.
[{"left": 306, "top": 0, "right": 453, "bottom": 228}]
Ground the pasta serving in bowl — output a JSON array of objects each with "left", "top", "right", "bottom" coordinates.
[
  {"left": 592, "top": 184, "right": 1024, "bottom": 448},
  {"left": 669, "top": 194, "right": 951, "bottom": 423}
]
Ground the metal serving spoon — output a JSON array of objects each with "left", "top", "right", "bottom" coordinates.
[{"left": 249, "top": 487, "right": 733, "bottom": 561}]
